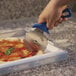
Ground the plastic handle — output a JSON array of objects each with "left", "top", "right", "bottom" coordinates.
[
  {"left": 33, "top": 8, "right": 72, "bottom": 34},
  {"left": 61, "top": 8, "right": 72, "bottom": 18},
  {"left": 33, "top": 22, "right": 49, "bottom": 33}
]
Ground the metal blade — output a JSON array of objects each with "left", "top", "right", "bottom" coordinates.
[{"left": 24, "top": 28, "right": 48, "bottom": 51}]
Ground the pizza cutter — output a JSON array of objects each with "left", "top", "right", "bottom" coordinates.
[{"left": 24, "top": 8, "right": 72, "bottom": 52}]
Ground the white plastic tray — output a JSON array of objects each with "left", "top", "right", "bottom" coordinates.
[
  {"left": 0, "top": 29, "right": 68, "bottom": 75},
  {"left": 0, "top": 39, "right": 68, "bottom": 75}
]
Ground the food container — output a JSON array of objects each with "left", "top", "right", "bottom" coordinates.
[
  {"left": 0, "top": 28, "right": 68, "bottom": 75},
  {"left": 0, "top": 38, "right": 67, "bottom": 75}
]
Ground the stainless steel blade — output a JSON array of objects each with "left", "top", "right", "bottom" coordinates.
[{"left": 24, "top": 28, "right": 48, "bottom": 51}]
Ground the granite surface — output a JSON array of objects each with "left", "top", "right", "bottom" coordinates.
[
  {"left": 0, "top": 0, "right": 49, "bottom": 21},
  {"left": 0, "top": 16, "right": 76, "bottom": 76},
  {"left": 0, "top": 0, "right": 76, "bottom": 21}
]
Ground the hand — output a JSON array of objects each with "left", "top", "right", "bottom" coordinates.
[{"left": 38, "top": 1, "right": 68, "bottom": 29}]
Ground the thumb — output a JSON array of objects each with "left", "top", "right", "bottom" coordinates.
[{"left": 38, "top": 16, "right": 46, "bottom": 24}]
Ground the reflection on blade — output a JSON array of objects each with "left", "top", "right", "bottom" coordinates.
[
  {"left": 25, "top": 28, "right": 48, "bottom": 51},
  {"left": 23, "top": 39, "right": 41, "bottom": 52}
]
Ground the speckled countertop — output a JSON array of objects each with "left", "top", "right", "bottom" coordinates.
[
  {"left": 0, "top": 0, "right": 75, "bottom": 21},
  {"left": 0, "top": 16, "right": 76, "bottom": 76}
]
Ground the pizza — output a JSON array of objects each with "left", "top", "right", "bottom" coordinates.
[{"left": 0, "top": 38, "right": 43, "bottom": 63}]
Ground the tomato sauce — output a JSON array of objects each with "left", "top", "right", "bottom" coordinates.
[{"left": 0, "top": 39, "right": 38, "bottom": 62}]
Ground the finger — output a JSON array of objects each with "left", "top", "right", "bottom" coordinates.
[
  {"left": 47, "top": 20, "right": 55, "bottom": 29},
  {"left": 54, "top": 22, "right": 59, "bottom": 27},
  {"left": 61, "top": 13, "right": 69, "bottom": 21},
  {"left": 58, "top": 18, "right": 63, "bottom": 23},
  {"left": 63, "top": 18, "right": 68, "bottom": 21},
  {"left": 54, "top": 18, "right": 63, "bottom": 27}
]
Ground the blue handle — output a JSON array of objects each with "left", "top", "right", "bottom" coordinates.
[
  {"left": 33, "top": 8, "right": 72, "bottom": 34},
  {"left": 33, "top": 22, "right": 49, "bottom": 33},
  {"left": 61, "top": 8, "right": 72, "bottom": 18}
]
